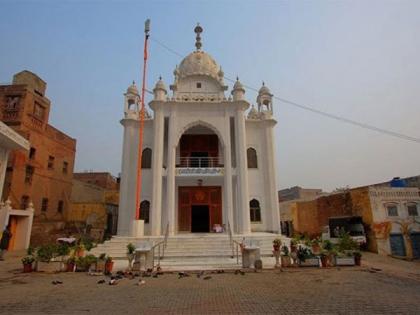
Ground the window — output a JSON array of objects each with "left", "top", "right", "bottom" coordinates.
[
  {"left": 407, "top": 204, "right": 418, "bottom": 217},
  {"left": 25, "top": 165, "right": 34, "bottom": 184},
  {"left": 387, "top": 205, "right": 398, "bottom": 217},
  {"left": 48, "top": 156, "right": 55, "bottom": 169},
  {"left": 62, "top": 161, "right": 68, "bottom": 174},
  {"left": 140, "top": 200, "right": 150, "bottom": 223},
  {"left": 250, "top": 199, "right": 261, "bottom": 222},
  {"left": 57, "top": 200, "right": 64, "bottom": 213},
  {"left": 141, "top": 148, "right": 152, "bottom": 169},
  {"left": 196, "top": 82, "right": 202, "bottom": 88},
  {"left": 5, "top": 96, "right": 20, "bottom": 110},
  {"left": 247, "top": 148, "right": 258, "bottom": 168},
  {"left": 33, "top": 102, "right": 45, "bottom": 120},
  {"left": 41, "top": 198, "right": 48, "bottom": 212},
  {"left": 29, "top": 147, "right": 36, "bottom": 160},
  {"left": 20, "top": 195, "right": 29, "bottom": 209}
]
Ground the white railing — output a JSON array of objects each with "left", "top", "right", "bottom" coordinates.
[
  {"left": 227, "top": 221, "right": 242, "bottom": 265},
  {"left": 152, "top": 222, "right": 169, "bottom": 269},
  {"left": 178, "top": 157, "right": 222, "bottom": 168}
]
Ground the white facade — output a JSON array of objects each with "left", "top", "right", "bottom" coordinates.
[
  {"left": 0, "top": 120, "right": 33, "bottom": 251},
  {"left": 368, "top": 187, "right": 420, "bottom": 256},
  {"left": 117, "top": 26, "right": 280, "bottom": 237}
]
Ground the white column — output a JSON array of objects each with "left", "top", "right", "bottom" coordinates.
[
  {"left": 0, "top": 148, "right": 9, "bottom": 198},
  {"left": 117, "top": 118, "right": 139, "bottom": 236},
  {"left": 264, "top": 122, "right": 280, "bottom": 233},
  {"left": 150, "top": 106, "right": 164, "bottom": 235},
  {"left": 166, "top": 111, "right": 176, "bottom": 235},
  {"left": 223, "top": 113, "right": 234, "bottom": 232},
  {"left": 235, "top": 108, "right": 251, "bottom": 234}
]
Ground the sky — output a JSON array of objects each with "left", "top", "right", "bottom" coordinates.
[{"left": 1, "top": 0, "right": 419, "bottom": 192}]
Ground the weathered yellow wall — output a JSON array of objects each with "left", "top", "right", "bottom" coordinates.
[{"left": 67, "top": 203, "right": 107, "bottom": 228}]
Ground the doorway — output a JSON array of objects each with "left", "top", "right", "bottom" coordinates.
[
  {"left": 191, "top": 205, "right": 210, "bottom": 232},
  {"left": 190, "top": 152, "right": 209, "bottom": 167}
]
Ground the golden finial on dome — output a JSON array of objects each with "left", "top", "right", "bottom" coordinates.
[{"left": 194, "top": 23, "right": 203, "bottom": 51}]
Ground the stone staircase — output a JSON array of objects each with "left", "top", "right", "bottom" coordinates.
[{"left": 91, "top": 233, "right": 287, "bottom": 271}]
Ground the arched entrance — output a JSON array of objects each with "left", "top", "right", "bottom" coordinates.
[{"left": 176, "top": 124, "right": 223, "bottom": 233}]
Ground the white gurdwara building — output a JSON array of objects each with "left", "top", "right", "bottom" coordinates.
[{"left": 117, "top": 25, "right": 280, "bottom": 237}]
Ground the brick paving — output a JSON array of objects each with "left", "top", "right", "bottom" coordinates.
[{"left": 0, "top": 256, "right": 419, "bottom": 314}]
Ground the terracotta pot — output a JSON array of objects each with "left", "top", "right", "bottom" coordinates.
[
  {"left": 328, "top": 254, "right": 336, "bottom": 267},
  {"left": 355, "top": 256, "right": 361, "bottom": 266},
  {"left": 320, "top": 256, "right": 329, "bottom": 268},
  {"left": 312, "top": 244, "right": 321, "bottom": 254},
  {"left": 66, "top": 263, "right": 75, "bottom": 272},
  {"left": 96, "top": 261, "right": 105, "bottom": 272},
  {"left": 105, "top": 261, "right": 114, "bottom": 273},
  {"left": 273, "top": 245, "right": 280, "bottom": 252},
  {"left": 281, "top": 256, "right": 291, "bottom": 267},
  {"left": 23, "top": 263, "right": 33, "bottom": 273}
]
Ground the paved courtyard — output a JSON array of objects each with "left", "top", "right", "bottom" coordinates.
[{"left": 0, "top": 253, "right": 419, "bottom": 314}]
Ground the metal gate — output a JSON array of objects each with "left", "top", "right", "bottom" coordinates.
[
  {"left": 410, "top": 233, "right": 420, "bottom": 259},
  {"left": 390, "top": 234, "right": 406, "bottom": 257}
]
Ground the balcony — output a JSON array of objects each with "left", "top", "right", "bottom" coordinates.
[{"left": 175, "top": 157, "right": 224, "bottom": 176}]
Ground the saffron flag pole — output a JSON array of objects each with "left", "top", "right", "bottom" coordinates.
[{"left": 135, "top": 19, "right": 151, "bottom": 221}]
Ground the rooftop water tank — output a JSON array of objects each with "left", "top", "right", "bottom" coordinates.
[{"left": 390, "top": 177, "right": 407, "bottom": 188}]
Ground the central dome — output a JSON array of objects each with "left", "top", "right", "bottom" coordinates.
[{"left": 178, "top": 50, "right": 220, "bottom": 81}]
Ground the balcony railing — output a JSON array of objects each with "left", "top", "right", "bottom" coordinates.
[{"left": 177, "top": 157, "right": 223, "bottom": 168}]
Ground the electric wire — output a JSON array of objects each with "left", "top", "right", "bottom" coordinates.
[{"left": 149, "top": 37, "right": 420, "bottom": 144}]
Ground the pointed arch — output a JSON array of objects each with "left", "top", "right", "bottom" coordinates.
[
  {"left": 141, "top": 148, "right": 152, "bottom": 169},
  {"left": 175, "top": 120, "right": 225, "bottom": 149},
  {"left": 249, "top": 199, "right": 261, "bottom": 222},
  {"left": 247, "top": 147, "right": 258, "bottom": 168}
]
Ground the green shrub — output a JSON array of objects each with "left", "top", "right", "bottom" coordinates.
[
  {"left": 36, "top": 245, "right": 56, "bottom": 262},
  {"left": 337, "top": 233, "right": 359, "bottom": 252},
  {"left": 127, "top": 243, "right": 136, "bottom": 255}
]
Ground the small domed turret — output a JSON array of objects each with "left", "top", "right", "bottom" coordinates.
[
  {"left": 126, "top": 82, "right": 139, "bottom": 96},
  {"left": 124, "top": 81, "right": 140, "bottom": 118},
  {"left": 231, "top": 77, "right": 245, "bottom": 101},
  {"left": 153, "top": 77, "right": 167, "bottom": 101},
  {"left": 257, "top": 81, "right": 273, "bottom": 114}
]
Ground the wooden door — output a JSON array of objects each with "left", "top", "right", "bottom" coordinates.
[{"left": 178, "top": 186, "right": 222, "bottom": 232}]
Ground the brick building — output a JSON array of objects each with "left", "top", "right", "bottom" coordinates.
[
  {"left": 280, "top": 185, "right": 420, "bottom": 258},
  {"left": 0, "top": 70, "right": 76, "bottom": 244},
  {"left": 73, "top": 172, "right": 119, "bottom": 190},
  {"left": 68, "top": 173, "right": 119, "bottom": 240}
]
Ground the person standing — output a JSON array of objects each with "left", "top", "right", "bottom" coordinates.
[{"left": 0, "top": 226, "right": 12, "bottom": 260}]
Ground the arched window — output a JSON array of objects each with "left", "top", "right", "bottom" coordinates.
[
  {"left": 140, "top": 200, "right": 150, "bottom": 223},
  {"left": 407, "top": 203, "right": 418, "bottom": 217},
  {"left": 249, "top": 199, "right": 261, "bottom": 222},
  {"left": 141, "top": 148, "right": 152, "bottom": 169},
  {"left": 247, "top": 148, "right": 258, "bottom": 168}
]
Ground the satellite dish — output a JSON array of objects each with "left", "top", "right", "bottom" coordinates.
[{"left": 86, "top": 213, "right": 98, "bottom": 226}]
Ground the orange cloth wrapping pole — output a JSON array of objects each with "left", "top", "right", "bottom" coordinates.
[{"left": 135, "top": 22, "right": 150, "bottom": 220}]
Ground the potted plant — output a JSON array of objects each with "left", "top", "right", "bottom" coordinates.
[
  {"left": 354, "top": 251, "right": 362, "bottom": 266},
  {"left": 21, "top": 256, "right": 35, "bottom": 273},
  {"left": 297, "top": 246, "right": 319, "bottom": 267},
  {"left": 105, "top": 256, "right": 114, "bottom": 274},
  {"left": 311, "top": 237, "right": 322, "bottom": 254},
  {"left": 272, "top": 238, "right": 282, "bottom": 252},
  {"left": 322, "top": 240, "right": 335, "bottom": 267},
  {"left": 96, "top": 253, "right": 106, "bottom": 272},
  {"left": 127, "top": 243, "right": 136, "bottom": 271},
  {"left": 335, "top": 251, "right": 355, "bottom": 266},
  {"left": 66, "top": 256, "right": 76, "bottom": 272},
  {"left": 319, "top": 251, "right": 329, "bottom": 268},
  {"left": 280, "top": 245, "right": 291, "bottom": 267},
  {"left": 74, "top": 244, "right": 85, "bottom": 257},
  {"left": 35, "top": 244, "right": 59, "bottom": 272}
]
